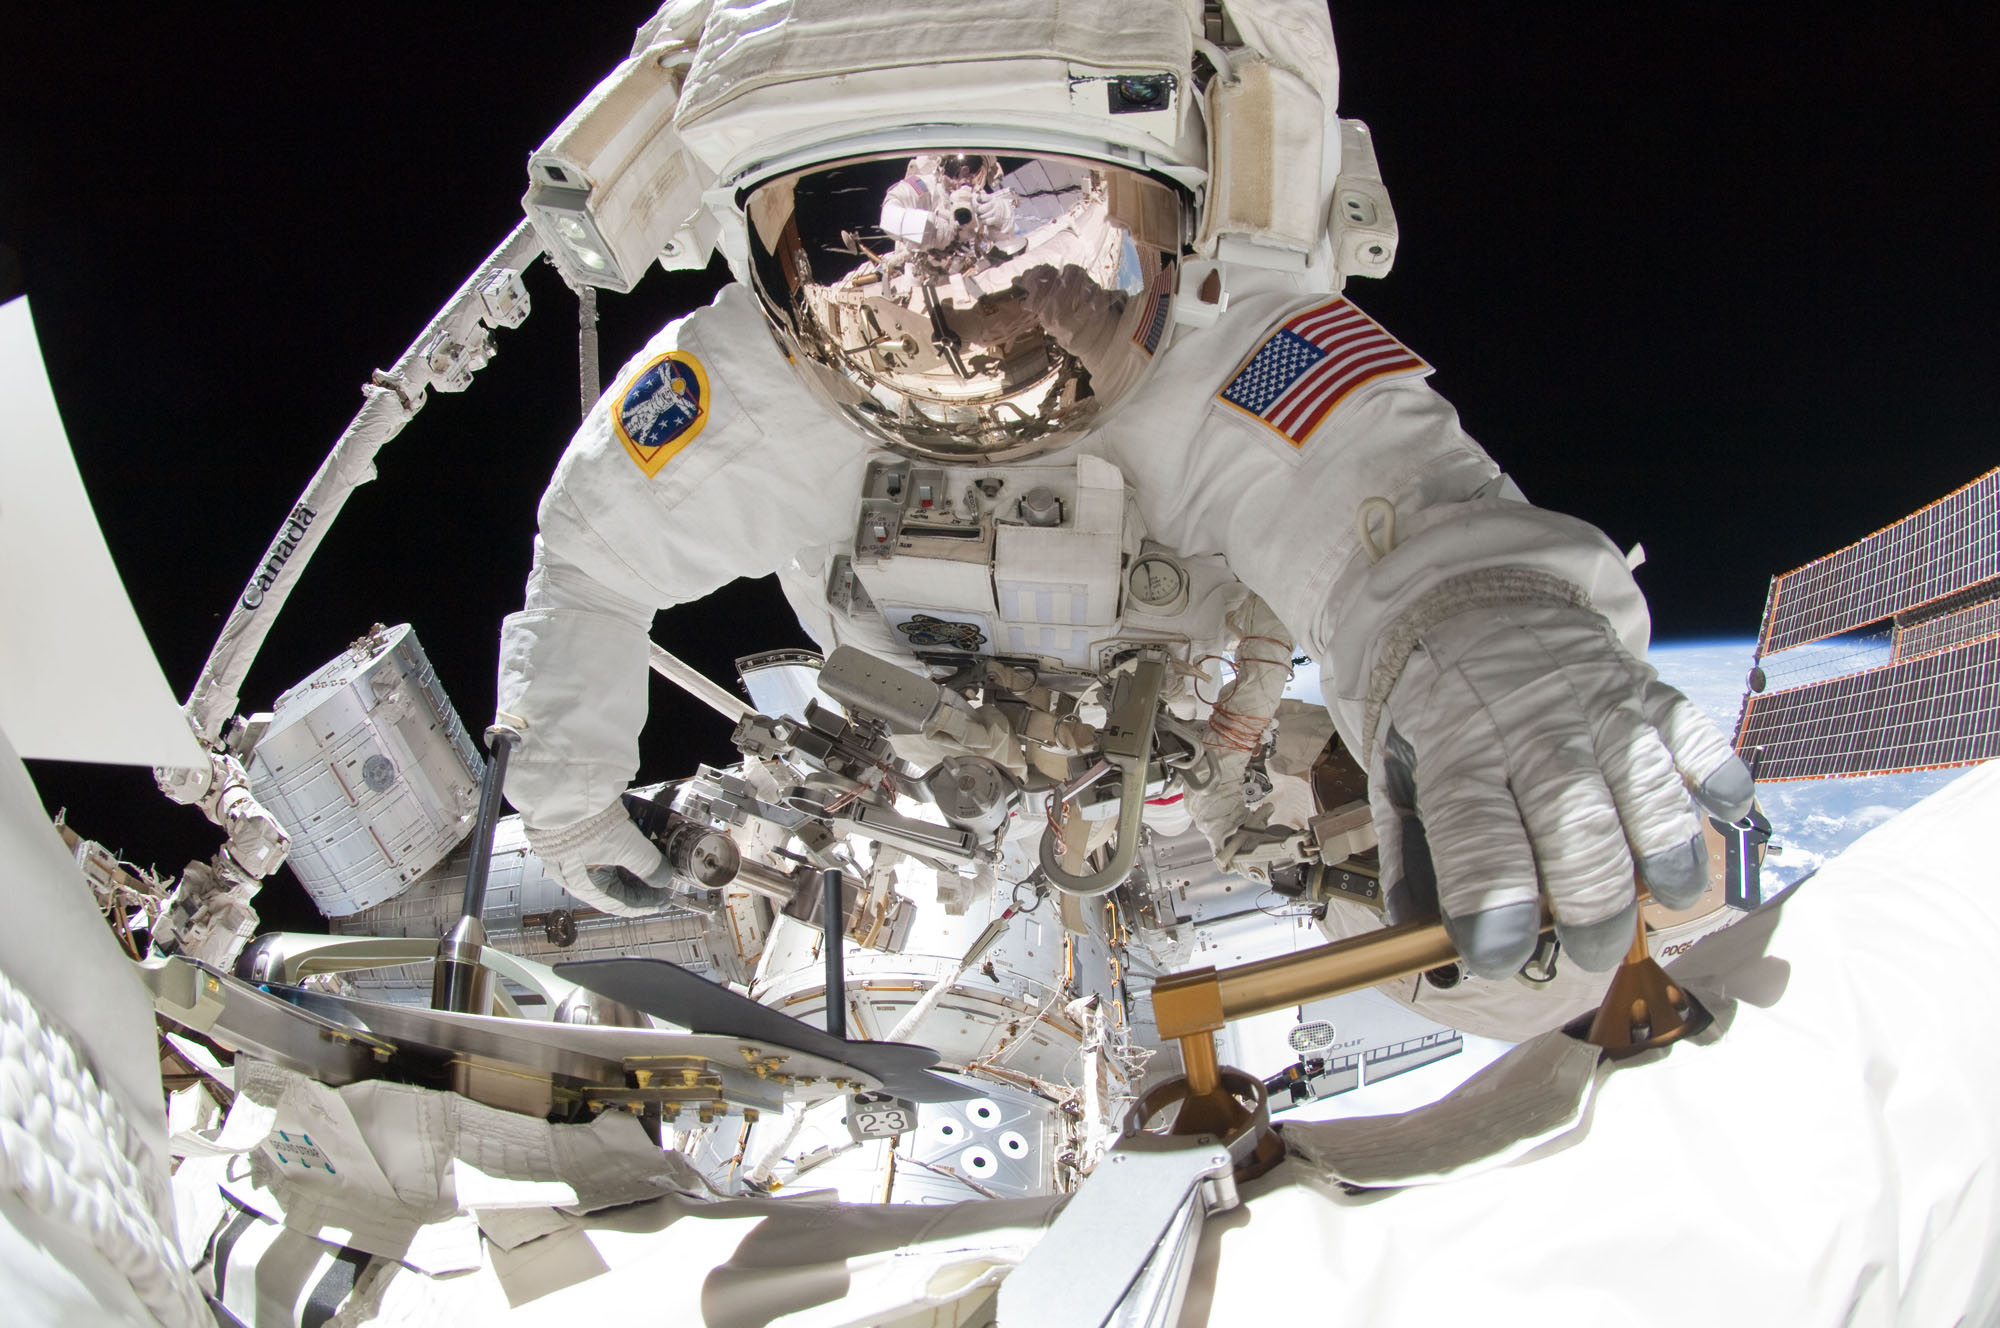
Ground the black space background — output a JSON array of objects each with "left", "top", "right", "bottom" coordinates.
[{"left": 3, "top": 7, "right": 1994, "bottom": 921}]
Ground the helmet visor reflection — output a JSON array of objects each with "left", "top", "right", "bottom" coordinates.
[{"left": 744, "top": 152, "right": 1187, "bottom": 461}]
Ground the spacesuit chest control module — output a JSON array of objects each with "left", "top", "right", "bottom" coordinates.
[{"left": 497, "top": 0, "right": 1755, "bottom": 1048}]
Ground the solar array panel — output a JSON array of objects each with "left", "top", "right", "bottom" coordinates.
[
  {"left": 1758, "top": 467, "right": 2000, "bottom": 654},
  {"left": 1893, "top": 594, "right": 2000, "bottom": 662},
  {"left": 1734, "top": 635, "right": 2000, "bottom": 780}
]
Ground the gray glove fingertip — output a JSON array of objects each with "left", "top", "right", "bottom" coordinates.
[
  {"left": 1694, "top": 753, "right": 1755, "bottom": 822},
  {"left": 1638, "top": 831, "right": 1710, "bottom": 911},
  {"left": 1443, "top": 900, "right": 1539, "bottom": 980},
  {"left": 1555, "top": 898, "right": 1639, "bottom": 972}
]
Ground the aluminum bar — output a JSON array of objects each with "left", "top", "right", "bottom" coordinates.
[{"left": 649, "top": 643, "right": 753, "bottom": 722}]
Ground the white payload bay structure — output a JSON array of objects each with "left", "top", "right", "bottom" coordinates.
[{"left": 4, "top": 4, "right": 2000, "bottom": 1326}]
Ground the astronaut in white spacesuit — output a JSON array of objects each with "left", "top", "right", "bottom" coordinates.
[
  {"left": 879, "top": 153, "right": 1019, "bottom": 273},
  {"left": 495, "top": 0, "right": 1753, "bottom": 1037}
]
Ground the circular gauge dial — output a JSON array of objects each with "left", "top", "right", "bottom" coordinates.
[{"left": 1127, "top": 553, "right": 1188, "bottom": 610}]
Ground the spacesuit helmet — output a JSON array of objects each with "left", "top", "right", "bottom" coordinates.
[
  {"left": 936, "top": 153, "right": 995, "bottom": 186},
  {"left": 741, "top": 150, "right": 1190, "bottom": 463}
]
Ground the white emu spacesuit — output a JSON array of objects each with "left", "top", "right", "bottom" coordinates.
[
  {"left": 879, "top": 152, "right": 1019, "bottom": 268},
  {"left": 495, "top": 0, "right": 1752, "bottom": 1036}
]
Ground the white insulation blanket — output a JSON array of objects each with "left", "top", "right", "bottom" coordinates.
[{"left": 1194, "top": 758, "right": 2000, "bottom": 1326}]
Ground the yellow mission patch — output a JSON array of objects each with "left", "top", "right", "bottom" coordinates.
[{"left": 613, "top": 350, "right": 709, "bottom": 476}]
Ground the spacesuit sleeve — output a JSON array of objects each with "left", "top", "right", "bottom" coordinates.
[
  {"left": 881, "top": 178, "right": 946, "bottom": 250},
  {"left": 1017, "top": 265, "right": 1129, "bottom": 385},
  {"left": 1289, "top": 378, "right": 1651, "bottom": 756},
  {"left": 1140, "top": 317, "right": 1648, "bottom": 758},
  {"left": 490, "top": 287, "right": 872, "bottom": 831},
  {"left": 495, "top": 535, "right": 657, "bottom": 830}
]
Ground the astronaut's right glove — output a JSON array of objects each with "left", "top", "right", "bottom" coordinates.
[
  {"left": 972, "top": 189, "right": 1013, "bottom": 229},
  {"left": 522, "top": 800, "right": 678, "bottom": 919},
  {"left": 1015, "top": 264, "right": 1127, "bottom": 381},
  {"left": 1363, "top": 572, "right": 1754, "bottom": 979}
]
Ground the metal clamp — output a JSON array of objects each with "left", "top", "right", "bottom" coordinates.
[
  {"left": 1037, "top": 656, "right": 1167, "bottom": 896},
  {"left": 1129, "top": 1065, "right": 1281, "bottom": 1181},
  {"left": 1517, "top": 931, "right": 1561, "bottom": 986}
]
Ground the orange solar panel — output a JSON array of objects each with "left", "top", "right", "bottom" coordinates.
[
  {"left": 1893, "top": 596, "right": 2000, "bottom": 662},
  {"left": 1759, "top": 468, "right": 1999, "bottom": 655},
  {"left": 1735, "top": 636, "right": 2000, "bottom": 780}
]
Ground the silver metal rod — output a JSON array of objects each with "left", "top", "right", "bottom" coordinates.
[
  {"left": 648, "top": 643, "right": 752, "bottom": 722},
  {"left": 732, "top": 856, "right": 802, "bottom": 902},
  {"left": 433, "top": 725, "right": 519, "bottom": 1016},
  {"left": 430, "top": 915, "right": 494, "bottom": 1016},
  {"left": 460, "top": 728, "right": 519, "bottom": 922},
  {"left": 578, "top": 284, "right": 600, "bottom": 420}
]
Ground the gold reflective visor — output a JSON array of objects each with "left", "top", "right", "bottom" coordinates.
[{"left": 745, "top": 152, "right": 1188, "bottom": 462}]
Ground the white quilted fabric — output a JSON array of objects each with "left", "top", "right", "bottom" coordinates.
[{"left": 0, "top": 966, "right": 206, "bottom": 1326}]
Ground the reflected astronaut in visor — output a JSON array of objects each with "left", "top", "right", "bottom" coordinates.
[
  {"left": 746, "top": 151, "right": 1177, "bottom": 462},
  {"left": 878, "top": 153, "right": 1018, "bottom": 272}
]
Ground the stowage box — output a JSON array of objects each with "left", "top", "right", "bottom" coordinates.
[{"left": 248, "top": 625, "right": 481, "bottom": 916}]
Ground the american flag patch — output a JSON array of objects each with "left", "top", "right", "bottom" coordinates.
[
  {"left": 1217, "top": 300, "right": 1427, "bottom": 446},
  {"left": 1131, "top": 261, "right": 1175, "bottom": 356}
]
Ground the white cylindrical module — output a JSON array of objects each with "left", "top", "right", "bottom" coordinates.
[
  {"left": 247, "top": 625, "right": 481, "bottom": 916},
  {"left": 329, "top": 803, "right": 773, "bottom": 1000}
]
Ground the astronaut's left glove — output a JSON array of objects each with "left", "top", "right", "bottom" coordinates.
[{"left": 1364, "top": 571, "right": 1754, "bottom": 978}]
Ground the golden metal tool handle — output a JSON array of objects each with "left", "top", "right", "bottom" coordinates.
[
  {"left": 1151, "top": 914, "right": 1540, "bottom": 1041},
  {"left": 1141, "top": 896, "right": 1705, "bottom": 1178}
]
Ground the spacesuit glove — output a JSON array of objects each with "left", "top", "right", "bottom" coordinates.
[
  {"left": 973, "top": 190, "right": 1013, "bottom": 229},
  {"left": 523, "top": 800, "right": 677, "bottom": 919},
  {"left": 1365, "top": 575, "right": 1754, "bottom": 979}
]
